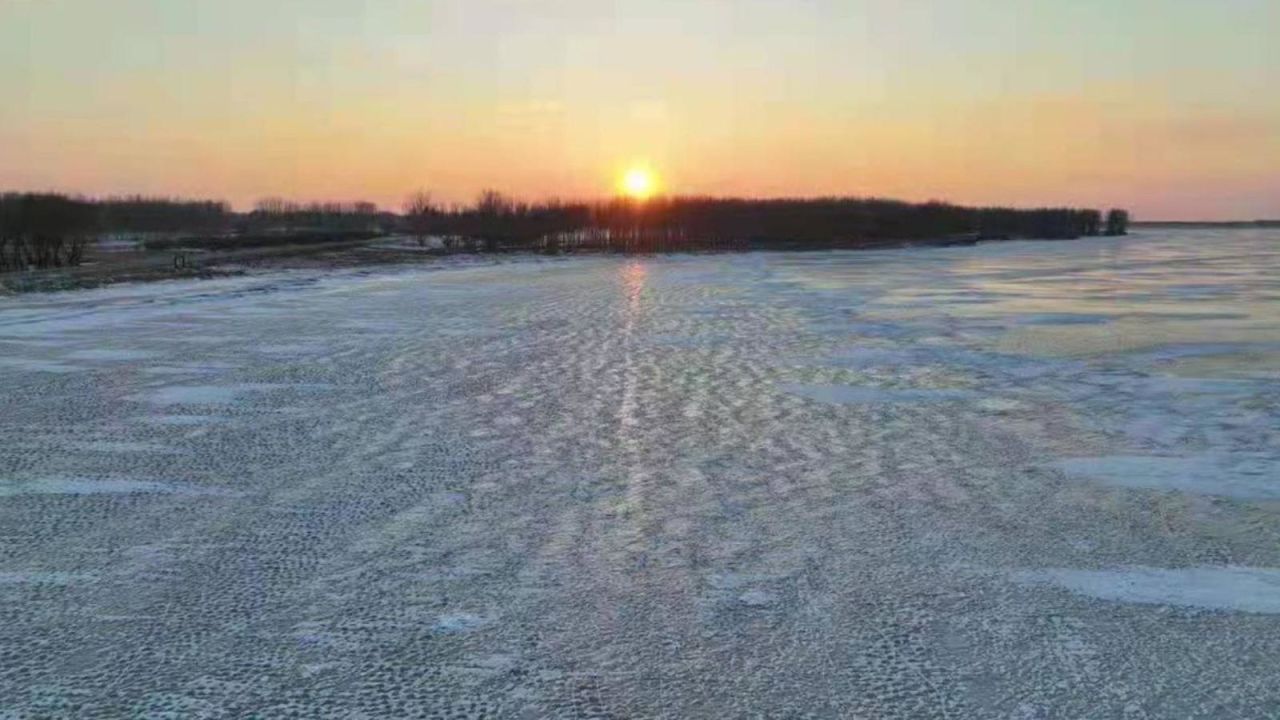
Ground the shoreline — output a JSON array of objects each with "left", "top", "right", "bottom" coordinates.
[{"left": 0, "top": 232, "right": 1075, "bottom": 295}]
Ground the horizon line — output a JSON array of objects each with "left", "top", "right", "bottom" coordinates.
[{"left": 3, "top": 187, "right": 1130, "bottom": 214}]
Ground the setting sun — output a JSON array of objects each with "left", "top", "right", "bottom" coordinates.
[{"left": 620, "top": 166, "right": 657, "bottom": 200}]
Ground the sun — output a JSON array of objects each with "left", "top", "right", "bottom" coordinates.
[{"left": 620, "top": 166, "right": 657, "bottom": 200}]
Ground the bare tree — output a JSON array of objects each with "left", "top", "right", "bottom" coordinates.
[
  {"left": 403, "top": 190, "right": 436, "bottom": 248},
  {"left": 475, "top": 189, "right": 514, "bottom": 216}
]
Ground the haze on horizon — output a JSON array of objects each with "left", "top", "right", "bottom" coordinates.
[{"left": 1, "top": 0, "right": 1276, "bottom": 220}]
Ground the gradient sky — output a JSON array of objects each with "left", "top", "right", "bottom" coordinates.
[{"left": 2, "top": 0, "right": 1277, "bottom": 219}]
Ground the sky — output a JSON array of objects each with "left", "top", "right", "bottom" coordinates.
[{"left": 1, "top": 0, "right": 1277, "bottom": 219}]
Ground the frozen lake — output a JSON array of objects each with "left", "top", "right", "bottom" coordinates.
[{"left": 2, "top": 229, "right": 1278, "bottom": 717}]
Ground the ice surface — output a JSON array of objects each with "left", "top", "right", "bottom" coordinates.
[
  {"left": 1051, "top": 454, "right": 1280, "bottom": 499},
  {"left": 781, "top": 383, "right": 973, "bottom": 404},
  {"left": 0, "top": 571, "right": 97, "bottom": 585},
  {"left": 66, "top": 440, "right": 181, "bottom": 454},
  {"left": 0, "top": 478, "right": 239, "bottom": 497},
  {"left": 0, "top": 357, "right": 82, "bottom": 373},
  {"left": 433, "top": 613, "right": 492, "bottom": 634},
  {"left": 1015, "top": 313, "right": 1114, "bottom": 325},
  {"left": 138, "top": 414, "right": 230, "bottom": 426},
  {"left": 736, "top": 589, "right": 779, "bottom": 608},
  {"left": 128, "top": 384, "right": 283, "bottom": 405},
  {"left": 66, "top": 349, "right": 156, "bottom": 361},
  {"left": 1016, "top": 566, "right": 1280, "bottom": 614},
  {"left": 1, "top": 229, "right": 1279, "bottom": 716}
]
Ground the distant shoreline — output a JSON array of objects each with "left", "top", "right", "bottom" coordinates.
[
  {"left": 1, "top": 222, "right": 1274, "bottom": 295},
  {"left": 0, "top": 231, "right": 1081, "bottom": 295},
  {"left": 1133, "top": 220, "right": 1280, "bottom": 228}
]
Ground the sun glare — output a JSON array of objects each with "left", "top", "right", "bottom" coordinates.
[{"left": 621, "top": 166, "right": 657, "bottom": 200}]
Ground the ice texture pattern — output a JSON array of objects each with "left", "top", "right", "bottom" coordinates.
[{"left": 2, "top": 229, "right": 1279, "bottom": 717}]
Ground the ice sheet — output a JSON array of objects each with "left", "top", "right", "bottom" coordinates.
[{"left": 1, "top": 229, "right": 1278, "bottom": 716}]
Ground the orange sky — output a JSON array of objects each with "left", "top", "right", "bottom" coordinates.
[{"left": 2, "top": 0, "right": 1277, "bottom": 219}]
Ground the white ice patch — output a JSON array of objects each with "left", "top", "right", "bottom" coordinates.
[
  {"left": 0, "top": 571, "right": 97, "bottom": 585},
  {"left": 810, "top": 321, "right": 917, "bottom": 339},
  {"left": 140, "top": 361, "right": 241, "bottom": 376},
  {"left": 648, "top": 334, "right": 730, "bottom": 348},
  {"left": 0, "top": 478, "right": 240, "bottom": 497},
  {"left": 139, "top": 414, "right": 231, "bottom": 426},
  {"left": 169, "top": 335, "right": 246, "bottom": 346},
  {"left": 825, "top": 348, "right": 915, "bottom": 367},
  {"left": 1015, "top": 566, "right": 1280, "bottom": 614},
  {"left": 128, "top": 384, "right": 283, "bottom": 406},
  {"left": 258, "top": 344, "right": 321, "bottom": 355},
  {"left": 0, "top": 358, "right": 83, "bottom": 373},
  {"left": 975, "top": 398, "right": 1024, "bottom": 414},
  {"left": 67, "top": 349, "right": 157, "bottom": 361},
  {"left": 1124, "top": 342, "right": 1280, "bottom": 365},
  {"left": 1137, "top": 376, "right": 1264, "bottom": 397},
  {"left": 704, "top": 572, "right": 783, "bottom": 609},
  {"left": 1049, "top": 454, "right": 1280, "bottom": 500},
  {"left": 67, "top": 441, "right": 181, "bottom": 454},
  {"left": 433, "top": 613, "right": 490, "bottom": 634},
  {"left": 1015, "top": 313, "right": 1113, "bottom": 326},
  {"left": 737, "top": 589, "right": 778, "bottom": 608},
  {"left": 781, "top": 383, "right": 973, "bottom": 405}
]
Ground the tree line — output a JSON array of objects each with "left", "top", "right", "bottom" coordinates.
[
  {"left": 97, "top": 195, "right": 232, "bottom": 234},
  {"left": 0, "top": 193, "right": 98, "bottom": 270},
  {"left": 404, "top": 190, "right": 1130, "bottom": 254},
  {"left": 1, "top": 189, "right": 1130, "bottom": 271},
  {"left": 248, "top": 198, "right": 387, "bottom": 234},
  {"left": 0, "top": 193, "right": 389, "bottom": 269}
]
